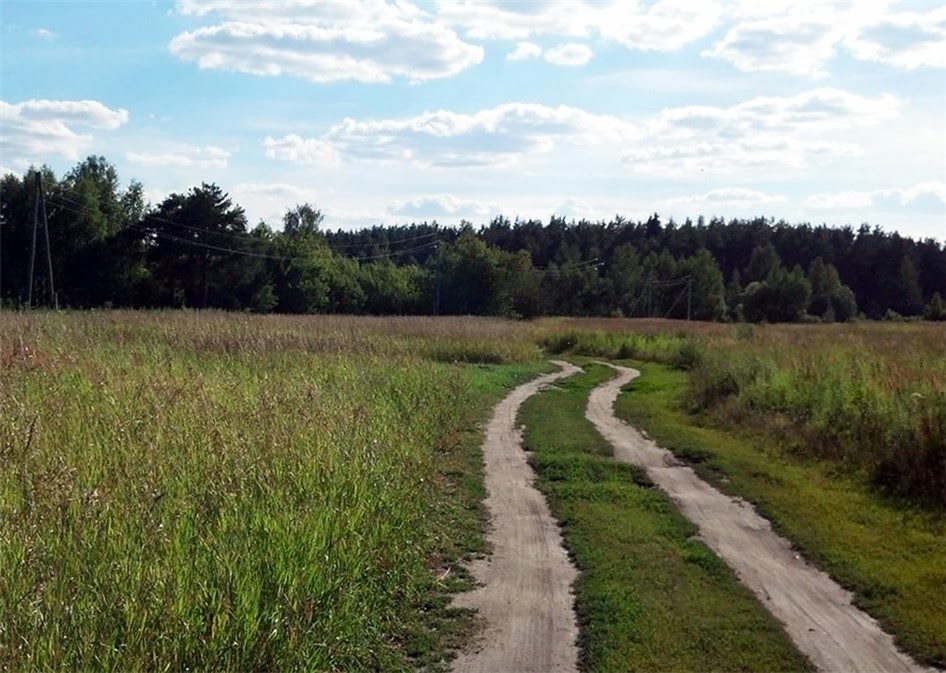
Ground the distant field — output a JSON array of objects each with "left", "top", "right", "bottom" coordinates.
[{"left": 0, "top": 311, "right": 540, "bottom": 671}]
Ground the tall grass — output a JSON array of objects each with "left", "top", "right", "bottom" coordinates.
[
  {"left": 536, "top": 318, "right": 946, "bottom": 510},
  {"left": 688, "top": 323, "right": 945, "bottom": 509},
  {"left": 0, "top": 311, "right": 538, "bottom": 671}
]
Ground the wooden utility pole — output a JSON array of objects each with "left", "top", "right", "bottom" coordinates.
[{"left": 27, "top": 172, "right": 56, "bottom": 309}]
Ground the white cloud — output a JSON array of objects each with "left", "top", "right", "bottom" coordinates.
[
  {"left": 33, "top": 28, "right": 56, "bottom": 40},
  {"left": 626, "top": 87, "right": 898, "bottom": 174},
  {"left": 126, "top": 145, "right": 231, "bottom": 168},
  {"left": 388, "top": 193, "right": 496, "bottom": 219},
  {"left": 703, "top": 10, "right": 851, "bottom": 78},
  {"left": 544, "top": 43, "right": 593, "bottom": 67},
  {"left": 170, "top": 0, "right": 483, "bottom": 83},
  {"left": 704, "top": 2, "right": 946, "bottom": 77},
  {"left": 807, "top": 182, "right": 946, "bottom": 210},
  {"left": 553, "top": 197, "right": 601, "bottom": 220},
  {"left": 230, "top": 182, "right": 327, "bottom": 225},
  {"left": 0, "top": 99, "right": 129, "bottom": 169},
  {"left": 262, "top": 88, "right": 898, "bottom": 178},
  {"left": 597, "top": 0, "right": 723, "bottom": 51},
  {"left": 438, "top": 0, "right": 721, "bottom": 51},
  {"left": 232, "top": 182, "right": 315, "bottom": 201},
  {"left": 662, "top": 187, "right": 787, "bottom": 210},
  {"left": 844, "top": 6, "right": 946, "bottom": 70},
  {"left": 506, "top": 41, "right": 593, "bottom": 67},
  {"left": 266, "top": 103, "right": 640, "bottom": 168},
  {"left": 263, "top": 134, "right": 341, "bottom": 166},
  {"left": 506, "top": 41, "right": 542, "bottom": 61}
]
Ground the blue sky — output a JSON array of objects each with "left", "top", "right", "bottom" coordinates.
[{"left": 1, "top": 0, "right": 944, "bottom": 239}]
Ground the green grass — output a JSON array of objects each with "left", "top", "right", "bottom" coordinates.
[
  {"left": 0, "top": 311, "right": 543, "bottom": 672},
  {"left": 519, "top": 362, "right": 813, "bottom": 673},
  {"left": 616, "top": 362, "right": 946, "bottom": 668},
  {"left": 536, "top": 319, "right": 945, "bottom": 510},
  {"left": 688, "top": 323, "right": 946, "bottom": 508}
]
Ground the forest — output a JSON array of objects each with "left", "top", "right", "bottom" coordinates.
[{"left": 2, "top": 156, "right": 944, "bottom": 322}]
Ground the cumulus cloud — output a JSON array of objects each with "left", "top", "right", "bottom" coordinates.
[
  {"left": 807, "top": 182, "right": 946, "bottom": 210},
  {"left": 845, "top": 6, "right": 946, "bottom": 70},
  {"left": 171, "top": 0, "right": 483, "bottom": 83},
  {"left": 704, "top": 2, "right": 946, "bottom": 76},
  {"left": 266, "top": 102, "right": 639, "bottom": 168},
  {"left": 229, "top": 182, "right": 326, "bottom": 225},
  {"left": 263, "top": 135, "right": 342, "bottom": 166},
  {"left": 506, "top": 41, "right": 542, "bottom": 61},
  {"left": 662, "top": 187, "right": 787, "bottom": 210},
  {"left": 553, "top": 197, "right": 604, "bottom": 220},
  {"left": 388, "top": 193, "right": 496, "bottom": 219},
  {"left": 0, "top": 99, "right": 129, "bottom": 169},
  {"left": 126, "top": 145, "right": 231, "bottom": 168},
  {"left": 33, "top": 28, "right": 56, "bottom": 40},
  {"left": 438, "top": 0, "right": 721, "bottom": 51},
  {"left": 626, "top": 87, "right": 898, "bottom": 174},
  {"left": 261, "top": 88, "right": 897, "bottom": 176},
  {"left": 506, "top": 41, "right": 593, "bottom": 66},
  {"left": 544, "top": 43, "right": 593, "bottom": 67}
]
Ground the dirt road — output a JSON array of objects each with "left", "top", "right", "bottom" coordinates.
[
  {"left": 451, "top": 361, "right": 581, "bottom": 673},
  {"left": 586, "top": 363, "right": 933, "bottom": 673}
]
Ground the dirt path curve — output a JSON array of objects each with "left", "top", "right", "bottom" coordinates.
[
  {"left": 586, "top": 363, "right": 932, "bottom": 673},
  {"left": 451, "top": 361, "right": 582, "bottom": 673}
]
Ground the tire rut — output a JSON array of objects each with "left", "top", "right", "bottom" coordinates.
[
  {"left": 451, "top": 360, "right": 581, "bottom": 673},
  {"left": 585, "top": 362, "right": 933, "bottom": 673}
]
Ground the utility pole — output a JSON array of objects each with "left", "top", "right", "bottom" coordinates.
[
  {"left": 27, "top": 172, "right": 56, "bottom": 309},
  {"left": 646, "top": 276, "right": 653, "bottom": 317},
  {"left": 434, "top": 240, "right": 441, "bottom": 316},
  {"left": 686, "top": 277, "right": 692, "bottom": 320}
]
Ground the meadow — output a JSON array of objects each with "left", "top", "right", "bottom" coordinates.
[
  {"left": 1, "top": 311, "right": 943, "bottom": 670},
  {"left": 0, "top": 311, "right": 540, "bottom": 671}
]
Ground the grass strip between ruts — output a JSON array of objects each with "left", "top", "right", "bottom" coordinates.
[{"left": 519, "top": 361, "right": 813, "bottom": 673}]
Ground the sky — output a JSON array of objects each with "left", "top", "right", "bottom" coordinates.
[{"left": 1, "top": 0, "right": 944, "bottom": 240}]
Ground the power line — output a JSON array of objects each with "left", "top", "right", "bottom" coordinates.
[
  {"left": 127, "top": 223, "right": 287, "bottom": 261},
  {"left": 538, "top": 257, "right": 600, "bottom": 271},
  {"left": 327, "top": 230, "right": 442, "bottom": 250},
  {"left": 53, "top": 185, "right": 442, "bottom": 252},
  {"left": 47, "top": 196, "right": 441, "bottom": 265},
  {"left": 354, "top": 240, "right": 439, "bottom": 261},
  {"left": 54, "top": 180, "right": 443, "bottom": 250}
]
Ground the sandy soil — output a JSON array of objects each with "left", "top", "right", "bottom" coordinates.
[
  {"left": 586, "top": 363, "right": 934, "bottom": 673},
  {"left": 451, "top": 361, "right": 581, "bottom": 673}
]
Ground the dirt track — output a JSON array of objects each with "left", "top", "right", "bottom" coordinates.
[
  {"left": 451, "top": 361, "right": 581, "bottom": 673},
  {"left": 586, "top": 363, "right": 933, "bottom": 673}
]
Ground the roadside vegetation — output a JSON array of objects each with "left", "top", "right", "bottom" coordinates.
[
  {"left": 0, "top": 311, "right": 540, "bottom": 671},
  {"left": 544, "top": 318, "right": 946, "bottom": 667},
  {"left": 519, "top": 363, "right": 813, "bottom": 672}
]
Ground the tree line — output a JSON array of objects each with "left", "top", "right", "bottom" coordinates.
[{"left": 2, "top": 157, "right": 943, "bottom": 322}]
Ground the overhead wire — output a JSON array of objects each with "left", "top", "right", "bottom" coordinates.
[
  {"left": 46, "top": 195, "right": 440, "bottom": 265},
  {"left": 49, "top": 180, "right": 442, "bottom": 251}
]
